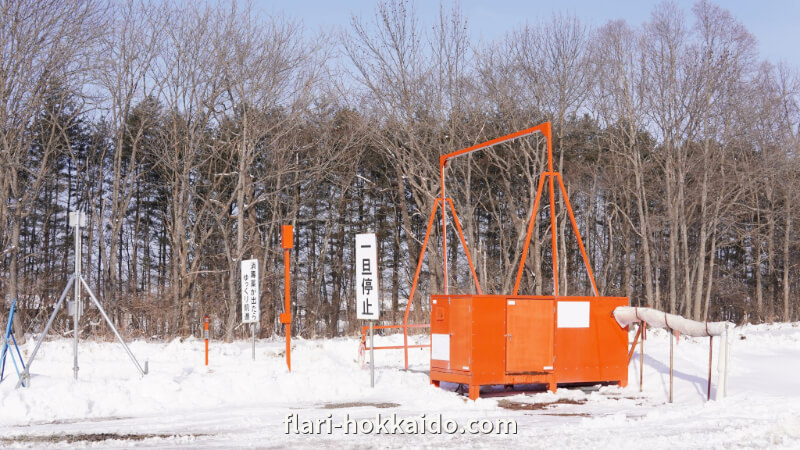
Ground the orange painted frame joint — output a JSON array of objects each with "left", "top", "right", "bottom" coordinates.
[{"left": 281, "top": 225, "right": 293, "bottom": 371}]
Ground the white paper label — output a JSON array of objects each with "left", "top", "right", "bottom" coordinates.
[
  {"left": 557, "top": 301, "right": 590, "bottom": 328},
  {"left": 431, "top": 334, "right": 450, "bottom": 361}
]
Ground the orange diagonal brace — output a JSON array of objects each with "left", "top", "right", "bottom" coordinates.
[
  {"left": 513, "top": 173, "right": 548, "bottom": 296},
  {"left": 627, "top": 322, "right": 643, "bottom": 364},
  {"left": 446, "top": 198, "right": 482, "bottom": 295},
  {"left": 556, "top": 173, "right": 599, "bottom": 296},
  {"left": 440, "top": 123, "right": 550, "bottom": 164},
  {"left": 402, "top": 198, "right": 441, "bottom": 370}
]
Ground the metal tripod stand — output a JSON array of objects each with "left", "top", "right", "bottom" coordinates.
[{"left": 16, "top": 211, "right": 147, "bottom": 388}]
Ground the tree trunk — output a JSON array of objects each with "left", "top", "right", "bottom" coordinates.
[{"left": 783, "top": 201, "right": 792, "bottom": 322}]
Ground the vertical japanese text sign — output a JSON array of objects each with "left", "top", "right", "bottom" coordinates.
[
  {"left": 241, "top": 259, "right": 260, "bottom": 324},
  {"left": 356, "top": 234, "right": 379, "bottom": 320}
]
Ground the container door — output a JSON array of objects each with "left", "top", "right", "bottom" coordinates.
[
  {"left": 506, "top": 298, "right": 554, "bottom": 373},
  {"left": 430, "top": 296, "right": 450, "bottom": 370},
  {"left": 449, "top": 298, "right": 472, "bottom": 372}
]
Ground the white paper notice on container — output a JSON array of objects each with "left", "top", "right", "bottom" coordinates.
[
  {"left": 557, "top": 301, "right": 590, "bottom": 328},
  {"left": 431, "top": 334, "right": 450, "bottom": 361}
]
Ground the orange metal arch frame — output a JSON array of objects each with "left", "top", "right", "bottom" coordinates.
[{"left": 362, "top": 122, "right": 600, "bottom": 370}]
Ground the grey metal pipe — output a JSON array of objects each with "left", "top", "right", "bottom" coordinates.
[
  {"left": 708, "top": 336, "right": 713, "bottom": 401},
  {"left": 669, "top": 328, "right": 674, "bottom": 403},
  {"left": 639, "top": 322, "right": 644, "bottom": 393},
  {"left": 73, "top": 221, "right": 81, "bottom": 380},
  {"left": 16, "top": 276, "right": 74, "bottom": 388},
  {"left": 80, "top": 277, "right": 145, "bottom": 377}
]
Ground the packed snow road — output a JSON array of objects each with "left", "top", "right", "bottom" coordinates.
[{"left": 1, "top": 323, "right": 799, "bottom": 448}]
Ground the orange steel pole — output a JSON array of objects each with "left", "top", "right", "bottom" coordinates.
[
  {"left": 440, "top": 164, "right": 448, "bottom": 295},
  {"left": 204, "top": 316, "right": 209, "bottom": 366},
  {"left": 446, "top": 199, "right": 482, "bottom": 295},
  {"left": 544, "top": 125, "right": 559, "bottom": 296},
  {"left": 284, "top": 247, "right": 291, "bottom": 371},
  {"left": 548, "top": 172, "right": 559, "bottom": 296},
  {"left": 556, "top": 173, "right": 599, "bottom": 296},
  {"left": 545, "top": 122, "right": 553, "bottom": 172},
  {"left": 280, "top": 225, "right": 293, "bottom": 371},
  {"left": 402, "top": 199, "right": 441, "bottom": 370},
  {"left": 513, "top": 174, "right": 547, "bottom": 295}
]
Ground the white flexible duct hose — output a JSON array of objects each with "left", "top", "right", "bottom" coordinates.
[
  {"left": 613, "top": 306, "right": 734, "bottom": 400},
  {"left": 613, "top": 306, "right": 732, "bottom": 337}
]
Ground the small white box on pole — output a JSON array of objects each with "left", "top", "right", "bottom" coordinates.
[
  {"left": 241, "top": 259, "right": 260, "bottom": 324},
  {"left": 69, "top": 211, "right": 87, "bottom": 228},
  {"left": 356, "top": 234, "right": 379, "bottom": 320}
]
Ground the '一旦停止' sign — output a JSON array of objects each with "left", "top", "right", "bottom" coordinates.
[{"left": 356, "top": 234, "right": 379, "bottom": 320}]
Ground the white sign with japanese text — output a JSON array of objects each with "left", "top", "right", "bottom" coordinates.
[
  {"left": 241, "top": 259, "right": 260, "bottom": 324},
  {"left": 356, "top": 233, "right": 379, "bottom": 320}
]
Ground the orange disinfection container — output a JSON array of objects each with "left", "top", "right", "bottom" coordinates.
[{"left": 430, "top": 295, "right": 628, "bottom": 400}]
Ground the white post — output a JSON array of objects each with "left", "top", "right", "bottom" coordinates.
[
  {"left": 724, "top": 322, "right": 732, "bottom": 397},
  {"left": 669, "top": 329, "right": 674, "bottom": 403},
  {"left": 71, "top": 212, "right": 85, "bottom": 380},
  {"left": 370, "top": 322, "right": 374, "bottom": 388},
  {"left": 716, "top": 323, "right": 730, "bottom": 401},
  {"left": 356, "top": 233, "right": 379, "bottom": 388}
]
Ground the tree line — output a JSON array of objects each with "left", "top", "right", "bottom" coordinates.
[{"left": 1, "top": 0, "right": 798, "bottom": 342}]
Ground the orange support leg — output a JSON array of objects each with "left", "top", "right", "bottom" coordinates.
[
  {"left": 548, "top": 373, "right": 557, "bottom": 393},
  {"left": 446, "top": 198, "right": 482, "bottom": 294},
  {"left": 556, "top": 173, "right": 599, "bottom": 296},
  {"left": 402, "top": 199, "right": 441, "bottom": 370},
  {"left": 513, "top": 174, "right": 547, "bottom": 295},
  {"left": 468, "top": 385, "right": 480, "bottom": 400}
]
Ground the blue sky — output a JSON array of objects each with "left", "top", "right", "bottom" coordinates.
[{"left": 255, "top": 0, "right": 800, "bottom": 68}]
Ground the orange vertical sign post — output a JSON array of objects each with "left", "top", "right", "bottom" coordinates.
[
  {"left": 279, "top": 225, "right": 293, "bottom": 371},
  {"left": 204, "top": 315, "right": 209, "bottom": 366}
]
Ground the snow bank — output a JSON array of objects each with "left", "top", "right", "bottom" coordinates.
[{"left": 1, "top": 323, "right": 799, "bottom": 448}]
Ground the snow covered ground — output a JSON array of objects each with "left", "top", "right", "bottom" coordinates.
[{"left": 1, "top": 322, "right": 799, "bottom": 448}]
